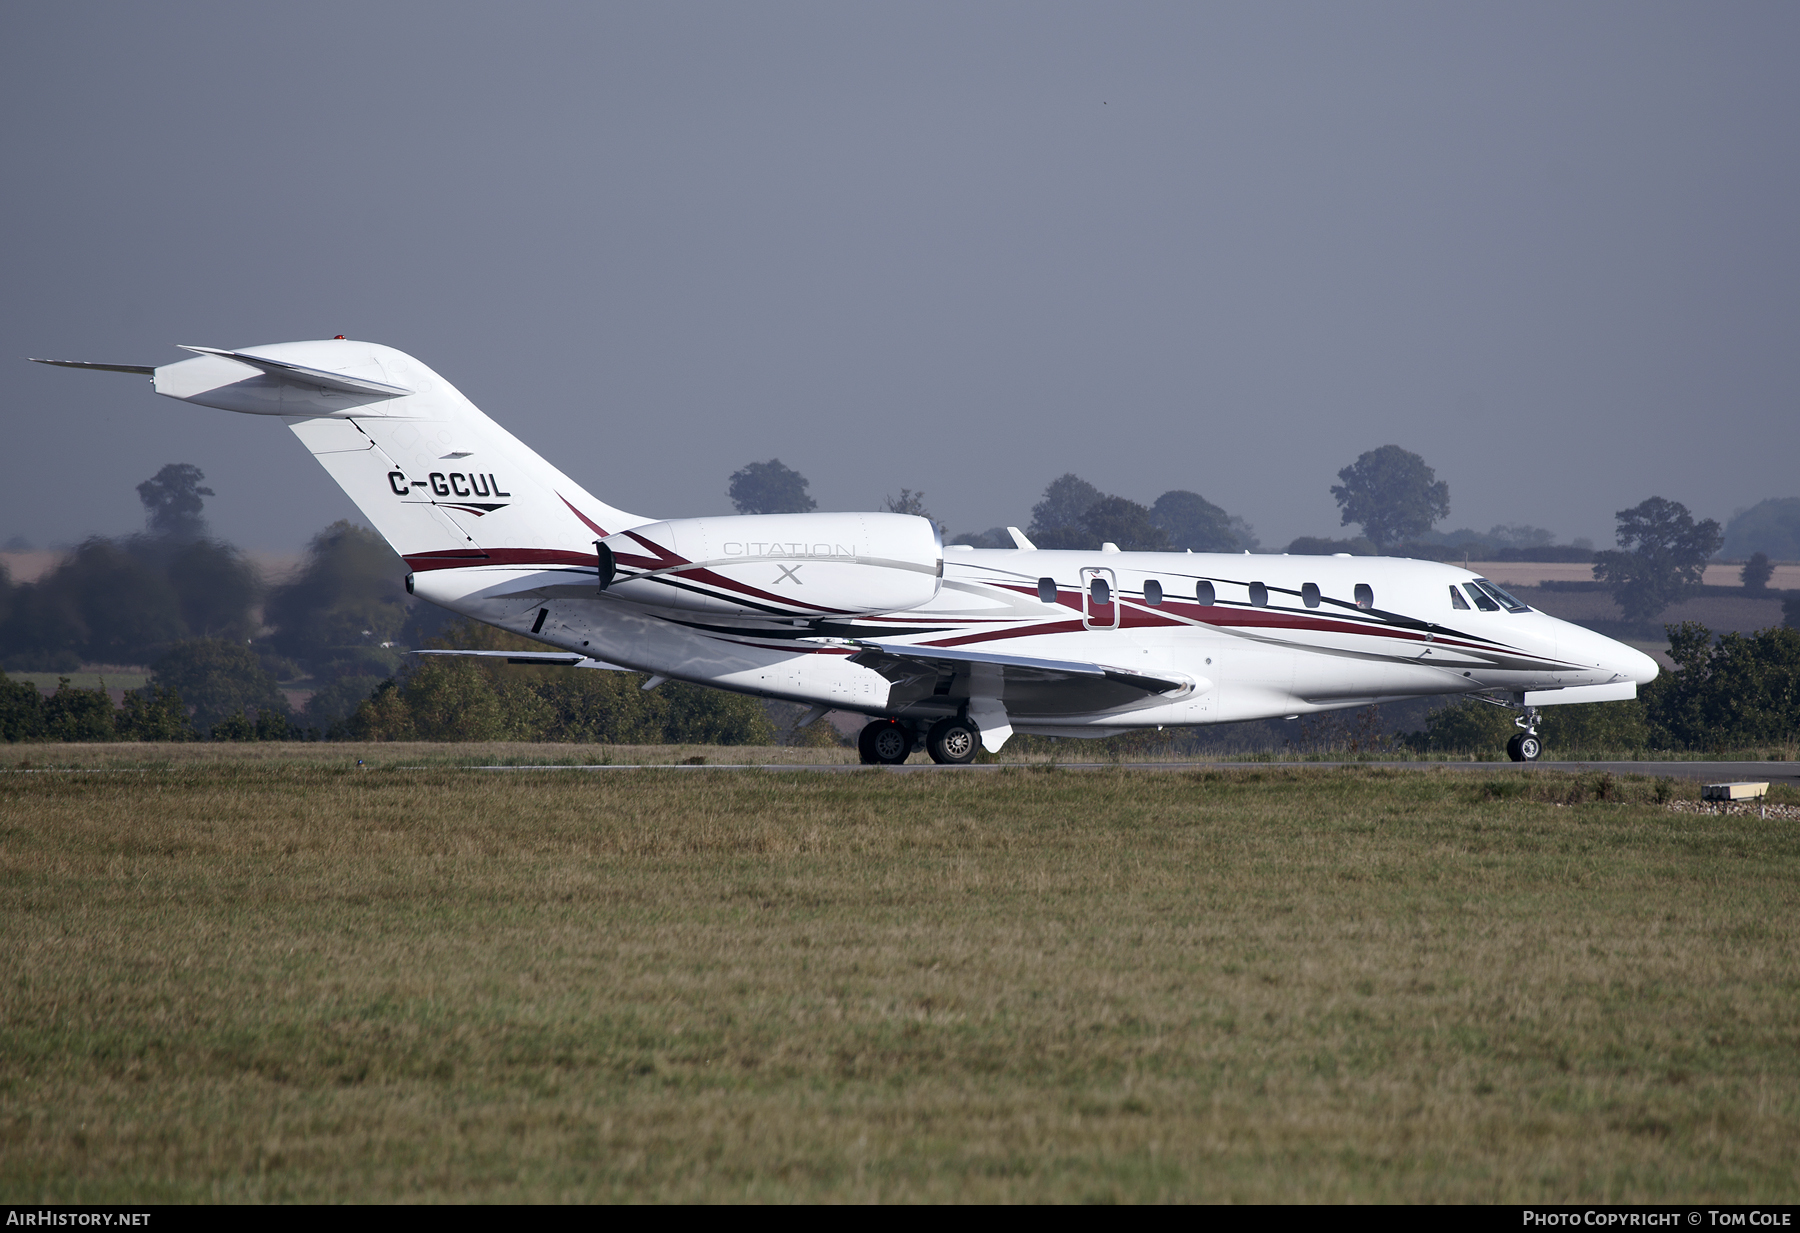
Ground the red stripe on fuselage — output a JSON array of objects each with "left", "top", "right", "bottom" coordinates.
[
  {"left": 980, "top": 583, "right": 1522, "bottom": 658},
  {"left": 559, "top": 494, "right": 610, "bottom": 539}
]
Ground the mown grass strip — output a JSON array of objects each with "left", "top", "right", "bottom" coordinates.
[{"left": 2, "top": 763, "right": 1796, "bottom": 1201}]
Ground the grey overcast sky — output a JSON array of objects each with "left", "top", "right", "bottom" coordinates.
[{"left": 4, "top": 3, "right": 1796, "bottom": 554}]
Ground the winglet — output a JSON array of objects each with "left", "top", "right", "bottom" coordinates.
[{"left": 1006, "top": 527, "right": 1036, "bottom": 550}]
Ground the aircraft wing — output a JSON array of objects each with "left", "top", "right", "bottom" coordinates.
[
  {"left": 410, "top": 649, "right": 633, "bottom": 670},
  {"left": 832, "top": 639, "right": 1192, "bottom": 695}
]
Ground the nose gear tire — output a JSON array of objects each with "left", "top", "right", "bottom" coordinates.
[{"left": 1506, "top": 733, "right": 1542, "bottom": 762}]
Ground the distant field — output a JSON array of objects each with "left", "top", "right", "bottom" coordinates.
[
  {"left": 1506, "top": 586, "right": 1785, "bottom": 645},
  {"left": 2, "top": 756, "right": 1795, "bottom": 1202},
  {"left": 1474, "top": 561, "right": 1800, "bottom": 590},
  {"left": 9, "top": 671, "right": 150, "bottom": 697}
]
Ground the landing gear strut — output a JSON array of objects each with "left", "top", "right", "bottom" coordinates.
[
  {"left": 1506, "top": 706, "right": 1542, "bottom": 762},
  {"left": 858, "top": 720, "right": 912, "bottom": 765}
]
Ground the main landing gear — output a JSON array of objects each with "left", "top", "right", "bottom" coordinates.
[
  {"left": 925, "top": 716, "right": 980, "bottom": 765},
  {"left": 858, "top": 719, "right": 911, "bottom": 765},
  {"left": 858, "top": 716, "right": 983, "bottom": 765},
  {"left": 1506, "top": 706, "right": 1542, "bottom": 762}
]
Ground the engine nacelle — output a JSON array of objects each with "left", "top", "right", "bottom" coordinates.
[{"left": 597, "top": 512, "right": 942, "bottom": 619}]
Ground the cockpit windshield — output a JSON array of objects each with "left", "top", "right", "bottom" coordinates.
[
  {"left": 1473, "top": 579, "right": 1530, "bottom": 613},
  {"left": 1462, "top": 583, "right": 1500, "bottom": 611}
]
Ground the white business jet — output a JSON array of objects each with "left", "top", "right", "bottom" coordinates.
[{"left": 36, "top": 339, "right": 1658, "bottom": 764}]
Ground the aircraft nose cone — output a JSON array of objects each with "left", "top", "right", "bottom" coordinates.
[{"left": 1625, "top": 645, "right": 1660, "bottom": 686}]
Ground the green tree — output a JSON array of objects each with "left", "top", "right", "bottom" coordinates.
[
  {"left": 882, "top": 488, "right": 947, "bottom": 536},
  {"left": 137, "top": 463, "right": 214, "bottom": 538},
  {"left": 1285, "top": 536, "right": 1375, "bottom": 556},
  {"left": 0, "top": 538, "right": 186, "bottom": 669},
  {"left": 883, "top": 488, "right": 930, "bottom": 518},
  {"left": 1591, "top": 498, "right": 1723, "bottom": 623},
  {"left": 728, "top": 460, "right": 816, "bottom": 515},
  {"left": 304, "top": 675, "right": 391, "bottom": 731},
  {"left": 346, "top": 680, "right": 415, "bottom": 741},
  {"left": 1027, "top": 474, "right": 1105, "bottom": 548},
  {"left": 401, "top": 656, "right": 550, "bottom": 740},
  {"left": 0, "top": 671, "right": 45, "bottom": 742},
  {"left": 336, "top": 618, "right": 780, "bottom": 745},
  {"left": 1539, "top": 700, "right": 1649, "bottom": 753},
  {"left": 1742, "top": 552, "right": 1773, "bottom": 592},
  {"left": 1406, "top": 698, "right": 1515, "bottom": 752},
  {"left": 164, "top": 538, "right": 261, "bottom": 639},
  {"left": 1643, "top": 621, "right": 1800, "bottom": 749},
  {"left": 117, "top": 684, "right": 197, "bottom": 741},
  {"left": 1330, "top": 446, "right": 1450, "bottom": 553},
  {"left": 948, "top": 527, "right": 1011, "bottom": 549},
  {"left": 42, "top": 678, "right": 116, "bottom": 742},
  {"left": 1082, "top": 496, "right": 1169, "bottom": 551},
  {"left": 1721, "top": 497, "right": 1800, "bottom": 560},
  {"left": 660, "top": 681, "right": 775, "bottom": 744},
  {"left": 264, "top": 521, "right": 410, "bottom": 673},
  {"left": 1150, "top": 490, "right": 1239, "bottom": 552},
  {"left": 150, "top": 639, "right": 289, "bottom": 735}
]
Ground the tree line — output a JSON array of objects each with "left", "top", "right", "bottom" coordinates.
[
  {"left": 1405, "top": 621, "right": 1800, "bottom": 755},
  {"left": 1, "top": 454, "right": 1789, "bottom": 746},
  {"left": 737, "top": 446, "right": 1753, "bottom": 624}
]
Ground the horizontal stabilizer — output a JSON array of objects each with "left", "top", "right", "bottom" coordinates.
[
  {"left": 31, "top": 358, "right": 155, "bottom": 375},
  {"left": 178, "top": 346, "right": 413, "bottom": 397},
  {"left": 410, "top": 649, "right": 632, "bottom": 671}
]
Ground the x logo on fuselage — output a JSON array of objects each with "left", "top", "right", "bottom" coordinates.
[{"left": 774, "top": 565, "right": 803, "bottom": 585}]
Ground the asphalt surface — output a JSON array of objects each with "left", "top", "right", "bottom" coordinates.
[{"left": 466, "top": 760, "right": 1800, "bottom": 784}]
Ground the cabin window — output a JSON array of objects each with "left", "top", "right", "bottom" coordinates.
[
  {"left": 1037, "top": 577, "right": 1057, "bottom": 604},
  {"left": 1449, "top": 585, "right": 1470, "bottom": 610},
  {"left": 1196, "top": 580, "right": 1216, "bottom": 606},
  {"left": 1301, "top": 582, "right": 1320, "bottom": 609},
  {"left": 1462, "top": 583, "right": 1501, "bottom": 612},
  {"left": 1144, "top": 579, "right": 1164, "bottom": 606},
  {"left": 1248, "top": 582, "right": 1268, "bottom": 607},
  {"left": 1355, "top": 583, "right": 1374, "bottom": 610},
  {"left": 1474, "top": 579, "right": 1530, "bottom": 613},
  {"left": 1090, "top": 577, "right": 1111, "bottom": 606}
]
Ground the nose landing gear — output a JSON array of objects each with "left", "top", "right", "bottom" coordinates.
[{"left": 1506, "top": 707, "right": 1542, "bottom": 762}]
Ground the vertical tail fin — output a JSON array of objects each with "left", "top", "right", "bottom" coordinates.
[{"left": 149, "top": 339, "right": 646, "bottom": 574}]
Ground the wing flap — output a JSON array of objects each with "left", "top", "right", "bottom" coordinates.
[{"left": 834, "top": 639, "right": 1192, "bottom": 695}]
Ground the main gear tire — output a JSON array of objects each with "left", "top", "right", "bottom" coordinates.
[
  {"left": 926, "top": 716, "right": 980, "bottom": 765},
  {"left": 1506, "top": 733, "right": 1542, "bottom": 762},
  {"left": 859, "top": 720, "right": 911, "bottom": 765}
]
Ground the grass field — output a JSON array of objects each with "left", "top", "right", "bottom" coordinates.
[{"left": 3, "top": 749, "right": 1798, "bottom": 1202}]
